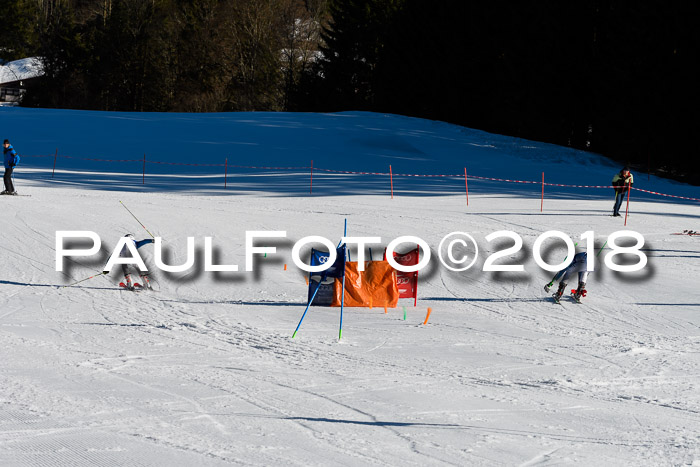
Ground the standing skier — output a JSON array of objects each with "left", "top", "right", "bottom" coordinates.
[
  {"left": 544, "top": 251, "right": 589, "bottom": 302},
  {"left": 2, "top": 139, "right": 20, "bottom": 195},
  {"left": 611, "top": 167, "right": 633, "bottom": 217},
  {"left": 110, "top": 234, "right": 154, "bottom": 290}
]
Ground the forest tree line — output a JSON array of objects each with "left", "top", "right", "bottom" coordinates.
[{"left": 2, "top": 1, "right": 699, "bottom": 183}]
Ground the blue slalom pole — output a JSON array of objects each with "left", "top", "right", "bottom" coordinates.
[
  {"left": 293, "top": 280, "right": 322, "bottom": 338},
  {"left": 339, "top": 219, "right": 347, "bottom": 340}
]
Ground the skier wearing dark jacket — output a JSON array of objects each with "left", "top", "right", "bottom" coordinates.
[
  {"left": 611, "top": 167, "right": 633, "bottom": 217},
  {"left": 2, "top": 139, "right": 20, "bottom": 195}
]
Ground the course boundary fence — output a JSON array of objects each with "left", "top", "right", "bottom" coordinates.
[{"left": 20, "top": 152, "right": 700, "bottom": 213}]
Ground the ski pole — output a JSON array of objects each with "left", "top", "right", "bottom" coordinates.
[
  {"left": 119, "top": 200, "right": 155, "bottom": 238},
  {"left": 61, "top": 271, "right": 108, "bottom": 288}
]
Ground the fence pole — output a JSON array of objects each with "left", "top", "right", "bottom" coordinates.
[
  {"left": 310, "top": 159, "right": 313, "bottom": 194},
  {"left": 624, "top": 179, "right": 631, "bottom": 226},
  {"left": 390, "top": 165, "right": 394, "bottom": 199},
  {"left": 142, "top": 153, "right": 146, "bottom": 185},
  {"left": 52, "top": 148, "right": 58, "bottom": 178},
  {"left": 464, "top": 167, "right": 469, "bottom": 206},
  {"left": 541, "top": 172, "right": 544, "bottom": 212},
  {"left": 224, "top": 158, "right": 228, "bottom": 189}
]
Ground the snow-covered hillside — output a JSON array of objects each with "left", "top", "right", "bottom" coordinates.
[{"left": 0, "top": 108, "right": 698, "bottom": 465}]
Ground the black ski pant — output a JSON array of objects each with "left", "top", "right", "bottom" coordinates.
[{"left": 3, "top": 167, "right": 14, "bottom": 193}]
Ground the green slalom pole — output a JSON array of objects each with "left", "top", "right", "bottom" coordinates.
[{"left": 403, "top": 307, "right": 406, "bottom": 320}]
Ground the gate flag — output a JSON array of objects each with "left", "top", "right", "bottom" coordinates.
[
  {"left": 308, "top": 245, "right": 347, "bottom": 307},
  {"left": 331, "top": 261, "right": 399, "bottom": 308},
  {"left": 386, "top": 246, "right": 419, "bottom": 306}
]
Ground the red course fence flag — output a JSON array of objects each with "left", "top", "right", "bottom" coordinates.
[
  {"left": 464, "top": 167, "right": 469, "bottom": 206},
  {"left": 390, "top": 165, "right": 394, "bottom": 199}
]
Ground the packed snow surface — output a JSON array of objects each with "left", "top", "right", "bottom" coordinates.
[{"left": 0, "top": 108, "right": 699, "bottom": 465}]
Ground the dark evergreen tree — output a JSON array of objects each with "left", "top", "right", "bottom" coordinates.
[{"left": 315, "top": 0, "right": 404, "bottom": 110}]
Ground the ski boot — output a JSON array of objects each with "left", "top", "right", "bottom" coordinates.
[
  {"left": 120, "top": 274, "right": 134, "bottom": 291},
  {"left": 571, "top": 282, "right": 587, "bottom": 303},
  {"left": 552, "top": 282, "right": 566, "bottom": 303},
  {"left": 139, "top": 274, "right": 152, "bottom": 290},
  {"left": 544, "top": 281, "right": 553, "bottom": 293}
]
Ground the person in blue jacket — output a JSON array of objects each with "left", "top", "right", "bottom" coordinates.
[{"left": 2, "top": 139, "right": 20, "bottom": 195}]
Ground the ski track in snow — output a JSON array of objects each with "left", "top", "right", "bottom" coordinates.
[
  {"left": 0, "top": 187, "right": 698, "bottom": 466},
  {"left": 0, "top": 110, "right": 699, "bottom": 465}
]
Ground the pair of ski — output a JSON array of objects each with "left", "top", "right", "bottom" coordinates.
[
  {"left": 672, "top": 230, "right": 699, "bottom": 236},
  {"left": 552, "top": 289, "right": 586, "bottom": 305}
]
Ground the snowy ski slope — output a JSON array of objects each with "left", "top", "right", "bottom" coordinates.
[{"left": 0, "top": 108, "right": 699, "bottom": 466}]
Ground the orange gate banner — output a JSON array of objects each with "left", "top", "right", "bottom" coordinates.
[{"left": 332, "top": 261, "right": 399, "bottom": 308}]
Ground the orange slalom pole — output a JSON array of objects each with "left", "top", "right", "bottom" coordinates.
[
  {"left": 423, "top": 307, "right": 432, "bottom": 325},
  {"left": 541, "top": 172, "right": 544, "bottom": 212},
  {"left": 464, "top": 167, "right": 469, "bottom": 206},
  {"left": 52, "top": 149, "right": 58, "bottom": 178},
  {"left": 390, "top": 165, "right": 394, "bottom": 199},
  {"left": 624, "top": 179, "right": 631, "bottom": 226},
  {"left": 309, "top": 160, "right": 313, "bottom": 194}
]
